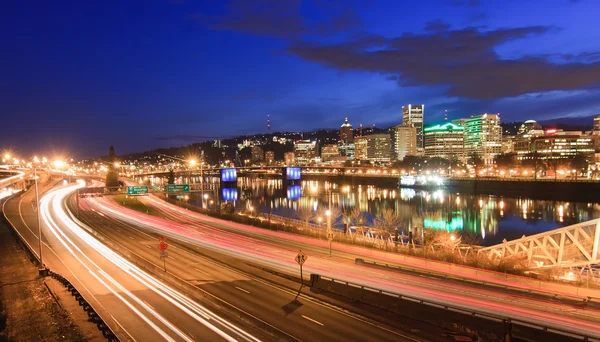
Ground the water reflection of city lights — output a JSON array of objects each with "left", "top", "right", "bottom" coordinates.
[
  {"left": 400, "top": 188, "right": 415, "bottom": 200},
  {"left": 479, "top": 199, "right": 483, "bottom": 208},
  {"left": 499, "top": 201, "right": 505, "bottom": 209},
  {"left": 456, "top": 196, "right": 460, "bottom": 205},
  {"left": 558, "top": 205, "right": 564, "bottom": 222}
]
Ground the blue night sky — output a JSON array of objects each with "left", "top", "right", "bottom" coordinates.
[{"left": 2, "top": 0, "right": 600, "bottom": 158}]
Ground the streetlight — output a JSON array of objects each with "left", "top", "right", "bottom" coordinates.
[
  {"left": 326, "top": 209, "right": 332, "bottom": 256},
  {"left": 32, "top": 161, "right": 46, "bottom": 275}
]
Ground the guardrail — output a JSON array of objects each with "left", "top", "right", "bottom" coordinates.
[
  {"left": 355, "top": 258, "right": 598, "bottom": 307},
  {"left": 1, "top": 189, "right": 120, "bottom": 342},
  {"left": 48, "top": 271, "right": 119, "bottom": 341},
  {"left": 310, "top": 274, "right": 600, "bottom": 341}
]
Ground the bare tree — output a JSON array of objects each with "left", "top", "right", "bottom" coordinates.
[
  {"left": 350, "top": 208, "right": 366, "bottom": 241},
  {"left": 296, "top": 207, "right": 314, "bottom": 231},
  {"left": 341, "top": 209, "right": 353, "bottom": 233},
  {"left": 374, "top": 209, "right": 400, "bottom": 249},
  {"left": 317, "top": 206, "right": 342, "bottom": 228}
]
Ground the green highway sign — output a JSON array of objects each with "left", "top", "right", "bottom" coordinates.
[
  {"left": 127, "top": 185, "right": 149, "bottom": 195},
  {"left": 166, "top": 184, "right": 190, "bottom": 193}
]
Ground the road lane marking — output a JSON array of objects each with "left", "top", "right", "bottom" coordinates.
[
  {"left": 194, "top": 268, "right": 210, "bottom": 276},
  {"left": 234, "top": 286, "right": 250, "bottom": 294},
  {"left": 129, "top": 236, "right": 134, "bottom": 240},
  {"left": 143, "top": 300, "right": 155, "bottom": 310},
  {"left": 168, "top": 256, "right": 176, "bottom": 260},
  {"left": 302, "top": 315, "right": 324, "bottom": 326}
]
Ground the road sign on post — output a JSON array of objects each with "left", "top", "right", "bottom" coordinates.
[
  {"left": 166, "top": 184, "right": 190, "bottom": 193},
  {"left": 326, "top": 230, "right": 334, "bottom": 256},
  {"left": 127, "top": 185, "right": 149, "bottom": 195},
  {"left": 326, "top": 231, "right": 334, "bottom": 241},
  {"left": 295, "top": 250, "right": 307, "bottom": 285},
  {"left": 158, "top": 236, "right": 168, "bottom": 271}
]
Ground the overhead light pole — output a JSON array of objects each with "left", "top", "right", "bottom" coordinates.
[
  {"left": 326, "top": 187, "right": 333, "bottom": 256},
  {"left": 33, "top": 165, "right": 46, "bottom": 275}
]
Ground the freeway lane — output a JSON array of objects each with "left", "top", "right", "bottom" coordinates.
[
  {"left": 86, "top": 194, "right": 600, "bottom": 339},
  {"left": 72, "top": 195, "right": 426, "bottom": 341},
  {"left": 3, "top": 178, "right": 263, "bottom": 341}
]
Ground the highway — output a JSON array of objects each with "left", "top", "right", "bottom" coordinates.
[
  {"left": 72, "top": 192, "right": 427, "bottom": 341},
  {"left": 2, "top": 175, "right": 267, "bottom": 342},
  {"left": 81, "top": 192, "right": 600, "bottom": 339}
]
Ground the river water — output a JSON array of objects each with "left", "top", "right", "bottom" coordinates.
[{"left": 151, "top": 176, "right": 600, "bottom": 247}]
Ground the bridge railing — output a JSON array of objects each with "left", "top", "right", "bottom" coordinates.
[{"left": 478, "top": 218, "right": 600, "bottom": 268}]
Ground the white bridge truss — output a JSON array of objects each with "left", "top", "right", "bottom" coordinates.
[{"left": 478, "top": 218, "right": 600, "bottom": 268}]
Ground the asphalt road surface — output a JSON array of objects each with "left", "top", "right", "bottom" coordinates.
[
  {"left": 2, "top": 177, "right": 267, "bottom": 341},
  {"left": 80, "top": 192, "right": 600, "bottom": 340},
  {"left": 72, "top": 193, "right": 429, "bottom": 341}
]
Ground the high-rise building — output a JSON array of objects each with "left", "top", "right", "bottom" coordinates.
[
  {"left": 293, "top": 140, "right": 319, "bottom": 165},
  {"left": 402, "top": 104, "right": 424, "bottom": 153},
  {"left": 531, "top": 130, "right": 598, "bottom": 159},
  {"left": 391, "top": 124, "right": 417, "bottom": 161},
  {"left": 526, "top": 130, "right": 597, "bottom": 160},
  {"left": 321, "top": 144, "right": 340, "bottom": 162},
  {"left": 463, "top": 113, "right": 502, "bottom": 164},
  {"left": 502, "top": 135, "right": 516, "bottom": 154},
  {"left": 354, "top": 134, "right": 392, "bottom": 162},
  {"left": 517, "top": 120, "right": 544, "bottom": 139},
  {"left": 339, "top": 142, "right": 355, "bottom": 159},
  {"left": 265, "top": 151, "right": 275, "bottom": 165},
  {"left": 340, "top": 117, "right": 354, "bottom": 143},
  {"left": 354, "top": 137, "right": 368, "bottom": 161},
  {"left": 284, "top": 152, "right": 295, "bottom": 166},
  {"left": 594, "top": 115, "right": 600, "bottom": 134},
  {"left": 251, "top": 146, "right": 264, "bottom": 162},
  {"left": 423, "top": 123, "right": 464, "bottom": 160},
  {"left": 366, "top": 134, "right": 392, "bottom": 162}
]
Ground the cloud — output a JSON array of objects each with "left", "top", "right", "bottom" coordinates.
[
  {"left": 314, "top": 9, "right": 361, "bottom": 36},
  {"left": 285, "top": 25, "right": 600, "bottom": 99},
  {"left": 199, "top": 0, "right": 362, "bottom": 38},
  {"left": 466, "top": 11, "right": 489, "bottom": 23},
  {"left": 424, "top": 19, "right": 451, "bottom": 32}
]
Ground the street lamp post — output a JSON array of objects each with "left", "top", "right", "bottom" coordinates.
[
  {"left": 326, "top": 188, "right": 333, "bottom": 256},
  {"left": 33, "top": 166, "right": 46, "bottom": 275}
]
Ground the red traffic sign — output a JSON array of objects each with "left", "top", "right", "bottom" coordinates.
[{"left": 158, "top": 236, "right": 168, "bottom": 252}]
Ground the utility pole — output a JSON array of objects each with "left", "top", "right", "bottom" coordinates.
[
  {"left": 34, "top": 167, "right": 45, "bottom": 275},
  {"left": 326, "top": 188, "right": 333, "bottom": 256}
]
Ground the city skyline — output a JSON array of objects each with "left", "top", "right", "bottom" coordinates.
[{"left": 2, "top": 0, "right": 600, "bottom": 158}]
